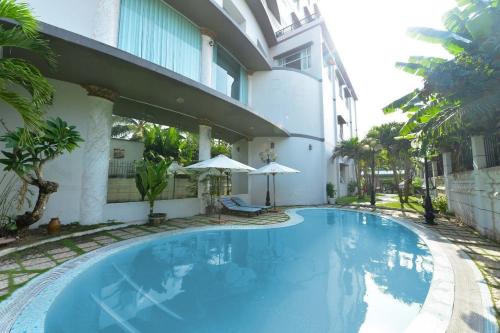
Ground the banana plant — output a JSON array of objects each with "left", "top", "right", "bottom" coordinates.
[{"left": 384, "top": 0, "right": 500, "bottom": 144}]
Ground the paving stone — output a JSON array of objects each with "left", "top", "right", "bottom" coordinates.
[
  {"left": 47, "top": 247, "right": 72, "bottom": 255},
  {"left": 0, "top": 288, "right": 8, "bottom": 297},
  {"left": 51, "top": 251, "right": 77, "bottom": 261},
  {"left": 95, "top": 238, "right": 117, "bottom": 245},
  {"left": 13, "top": 273, "right": 38, "bottom": 285},
  {"left": 23, "top": 258, "right": 56, "bottom": 270},
  {"left": 76, "top": 241, "right": 99, "bottom": 249},
  {"left": 108, "top": 230, "right": 130, "bottom": 237},
  {"left": 0, "top": 260, "right": 20, "bottom": 271},
  {"left": 0, "top": 278, "right": 8, "bottom": 290}
]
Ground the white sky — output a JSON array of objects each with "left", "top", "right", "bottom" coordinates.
[{"left": 318, "top": 0, "right": 456, "bottom": 137}]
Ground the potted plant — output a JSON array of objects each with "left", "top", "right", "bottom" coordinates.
[
  {"left": 326, "top": 182, "right": 336, "bottom": 204},
  {"left": 135, "top": 156, "right": 169, "bottom": 225}
]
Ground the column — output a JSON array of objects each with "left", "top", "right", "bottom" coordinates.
[
  {"left": 471, "top": 135, "right": 487, "bottom": 170},
  {"left": 431, "top": 159, "right": 438, "bottom": 188},
  {"left": 198, "top": 124, "right": 212, "bottom": 202},
  {"left": 80, "top": 85, "right": 117, "bottom": 225},
  {"left": 93, "top": 0, "right": 121, "bottom": 47},
  {"left": 442, "top": 152, "right": 453, "bottom": 213},
  {"left": 199, "top": 124, "right": 212, "bottom": 161},
  {"left": 200, "top": 28, "right": 216, "bottom": 87}
]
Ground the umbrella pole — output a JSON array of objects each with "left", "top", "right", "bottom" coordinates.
[
  {"left": 218, "top": 169, "right": 222, "bottom": 223},
  {"left": 172, "top": 173, "right": 176, "bottom": 199},
  {"left": 273, "top": 173, "right": 276, "bottom": 211}
]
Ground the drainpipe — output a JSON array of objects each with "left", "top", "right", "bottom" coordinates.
[{"left": 331, "top": 65, "right": 341, "bottom": 197}]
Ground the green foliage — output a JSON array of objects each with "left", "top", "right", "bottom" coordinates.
[
  {"left": 111, "top": 116, "right": 149, "bottom": 141},
  {"left": 347, "top": 181, "right": 357, "bottom": 196},
  {"left": 384, "top": 0, "right": 500, "bottom": 147},
  {"left": 0, "top": 0, "right": 57, "bottom": 132},
  {"left": 135, "top": 156, "right": 169, "bottom": 216},
  {"left": 143, "top": 126, "right": 181, "bottom": 162},
  {"left": 432, "top": 194, "right": 448, "bottom": 213},
  {"left": 179, "top": 132, "right": 198, "bottom": 165},
  {"left": 211, "top": 139, "right": 231, "bottom": 157},
  {"left": 0, "top": 117, "right": 82, "bottom": 178},
  {"left": 326, "top": 182, "right": 336, "bottom": 198},
  {"left": 412, "top": 177, "right": 423, "bottom": 190}
]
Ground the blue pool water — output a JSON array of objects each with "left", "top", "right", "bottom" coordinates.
[{"left": 43, "top": 209, "right": 433, "bottom": 333}]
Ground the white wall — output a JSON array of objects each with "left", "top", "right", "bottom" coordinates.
[
  {"left": 270, "top": 24, "right": 323, "bottom": 79},
  {"left": 225, "top": 0, "right": 270, "bottom": 55},
  {"left": 104, "top": 198, "right": 203, "bottom": 222},
  {"left": 26, "top": 0, "right": 121, "bottom": 46},
  {"left": 446, "top": 166, "right": 500, "bottom": 242},
  {"left": 252, "top": 70, "right": 323, "bottom": 137},
  {"left": 110, "top": 139, "right": 144, "bottom": 162},
  {"left": 231, "top": 139, "right": 249, "bottom": 194},
  {"left": 248, "top": 137, "right": 326, "bottom": 206}
]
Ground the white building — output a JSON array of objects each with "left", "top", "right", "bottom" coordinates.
[{"left": 0, "top": 0, "right": 358, "bottom": 225}]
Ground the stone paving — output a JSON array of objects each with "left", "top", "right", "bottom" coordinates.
[{"left": 0, "top": 206, "right": 498, "bottom": 324}]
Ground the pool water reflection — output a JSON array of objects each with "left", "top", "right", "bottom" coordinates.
[{"left": 45, "top": 209, "right": 433, "bottom": 333}]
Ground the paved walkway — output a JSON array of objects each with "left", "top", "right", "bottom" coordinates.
[{"left": 0, "top": 206, "right": 498, "bottom": 330}]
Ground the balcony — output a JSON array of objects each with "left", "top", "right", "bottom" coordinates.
[{"left": 275, "top": 12, "right": 321, "bottom": 39}]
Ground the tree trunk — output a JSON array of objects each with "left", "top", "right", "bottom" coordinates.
[
  {"left": 403, "top": 157, "right": 412, "bottom": 203},
  {"left": 391, "top": 163, "right": 403, "bottom": 204},
  {"left": 15, "top": 180, "right": 59, "bottom": 230},
  {"left": 355, "top": 160, "right": 362, "bottom": 198}
]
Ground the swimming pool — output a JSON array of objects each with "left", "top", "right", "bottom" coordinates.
[{"left": 4, "top": 209, "right": 438, "bottom": 332}]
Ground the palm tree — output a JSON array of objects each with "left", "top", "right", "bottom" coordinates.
[
  {"left": 0, "top": 0, "right": 56, "bottom": 132},
  {"left": 334, "top": 137, "right": 365, "bottom": 198},
  {"left": 111, "top": 116, "right": 149, "bottom": 141},
  {"left": 367, "top": 123, "right": 412, "bottom": 203}
]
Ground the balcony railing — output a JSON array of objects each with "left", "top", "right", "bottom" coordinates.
[{"left": 275, "top": 12, "right": 321, "bottom": 38}]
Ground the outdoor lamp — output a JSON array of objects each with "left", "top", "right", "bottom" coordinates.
[
  {"left": 259, "top": 148, "right": 277, "bottom": 206},
  {"left": 368, "top": 141, "right": 382, "bottom": 206},
  {"left": 423, "top": 154, "right": 436, "bottom": 225}
]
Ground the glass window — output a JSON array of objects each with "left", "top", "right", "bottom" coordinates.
[
  {"left": 277, "top": 46, "right": 311, "bottom": 71},
  {"left": 213, "top": 44, "right": 249, "bottom": 104}
]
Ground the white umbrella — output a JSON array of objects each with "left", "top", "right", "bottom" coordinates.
[
  {"left": 250, "top": 162, "right": 300, "bottom": 210},
  {"left": 168, "top": 161, "right": 185, "bottom": 199},
  {"left": 186, "top": 155, "right": 255, "bottom": 220}
]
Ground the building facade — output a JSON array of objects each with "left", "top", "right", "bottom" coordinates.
[{"left": 0, "top": 0, "right": 358, "bottom": 225}]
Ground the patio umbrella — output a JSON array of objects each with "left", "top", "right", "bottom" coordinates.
[
  {"left": 250, "top": 162, "right": 300, "bottom": 210},
  {"left": 185, "top": 155, "right": 255, "bottom": 221},
  {"left": 167, "top": 161, "right": 185, "bottom": 199}
]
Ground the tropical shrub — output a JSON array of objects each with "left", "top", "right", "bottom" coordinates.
[
  {"left": 412, "top": 177, "right": 423, "bottom": 193},
  {"left": 432, "top": 195, "right": 448, "bottom": 214},
  {"left": 0, "top": 118, "right": 82, "bottom": 230},
  {"left": 135, "top": 156, "right": 169, "bottom": 216},
  {"left": 348, "top": 181, "right": 357, "bottom": 196},
  {"left": 326, "top": 182, "right": 336, "bottom": 198}
]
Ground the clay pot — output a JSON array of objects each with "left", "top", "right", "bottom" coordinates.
[
  {"left": 47, "top": 217, "right": 61, "bottom": 235},
  {"left": 148, "top": 213, "right": 167, "bottom": 225}
]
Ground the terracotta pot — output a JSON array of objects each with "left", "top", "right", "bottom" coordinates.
[
  {"left": 148, "top": 213, "right": 167, "bottom": 225},
  {"left": 47, "top": 217, "right": 61, "bottom": 235}
]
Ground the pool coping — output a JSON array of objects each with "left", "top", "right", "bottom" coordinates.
[{"left": 0, "top": 208, "right": 492, "bottom": 332}]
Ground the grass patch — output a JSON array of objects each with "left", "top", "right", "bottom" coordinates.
[{"left": 336, "top": 196, "right": 369, "bottom": 205}]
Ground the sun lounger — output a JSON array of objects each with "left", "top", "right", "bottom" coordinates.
[
  {"left": 231, "top": 197, "right": 271, "bottom": 210},
  {"left": 220, "top": 198, "right": 262, "bottom": 216}
]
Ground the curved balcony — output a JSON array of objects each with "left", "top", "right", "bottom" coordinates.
[
  {"left": 3, "top": 20, "right": 288, "bottom": 142},
  {"left": 164, "top": 0, "right": 272, "bottom": 71}
]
